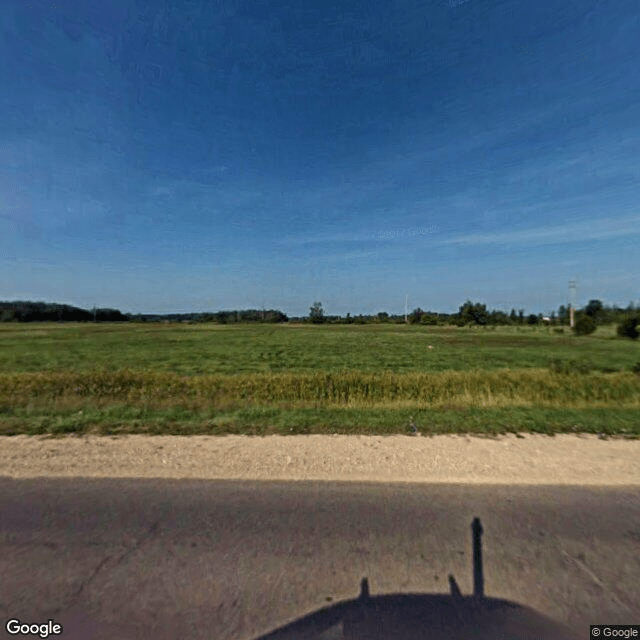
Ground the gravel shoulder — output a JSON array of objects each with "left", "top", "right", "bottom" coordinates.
[{"left": 1, "top": 433, "right": 639, "bottom": 484}]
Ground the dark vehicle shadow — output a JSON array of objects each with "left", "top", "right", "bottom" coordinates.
[{"left": 252, "top": 518, "right": 581, "bottom": 640}]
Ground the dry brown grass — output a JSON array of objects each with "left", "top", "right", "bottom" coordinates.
[{"left": 2, "top": 368, "right": 639, "bottom": 411}]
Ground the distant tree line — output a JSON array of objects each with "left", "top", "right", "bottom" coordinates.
[
  {"left": 2, "top": 299, "right": 638, "bottom": 338},
  {"left": 194, "top": 309, "right": 289, "bottom": 324},
  {"left": 0, "top": 301, "right": 289, "bottom": 324},
  {"left": 304, "top": 299, "right": 640, "bottom": 337},
  {"left": 0, "top": 301, "right": 127, "bottom": 322},
  {"left": 129, "top": 310, "right": 290, "bottom": 324}
]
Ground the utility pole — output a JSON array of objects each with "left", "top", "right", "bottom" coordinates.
[{"left": 569, "top": 280, "right": 577, "bottom": 328}]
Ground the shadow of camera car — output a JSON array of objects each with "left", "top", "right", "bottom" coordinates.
[{"left": 251, "top": 518, "right": 581, "bottom": 640}]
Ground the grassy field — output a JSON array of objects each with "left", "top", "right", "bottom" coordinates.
[{"left": 0, "top": 322, "right": 639, "bottom": 437}]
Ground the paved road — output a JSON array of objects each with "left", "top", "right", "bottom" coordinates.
[{"left": 1, "top": 478, "right": 638, "bottom": 639}]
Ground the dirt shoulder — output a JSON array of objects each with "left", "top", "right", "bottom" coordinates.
[{"left": 0, "top": 433, "right": 638, "bottom": 484}]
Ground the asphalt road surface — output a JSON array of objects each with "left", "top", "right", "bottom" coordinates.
[{"left": 1, "top": 478, "right": 638, "bottom": 639}]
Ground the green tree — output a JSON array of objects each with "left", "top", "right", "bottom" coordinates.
[
  {"left": 572, "top": 315, "right": 597, "bottom": 336},
  {"left": 309, "top": 302, "right": 325, "bottom": 324},
  {"left": 489, "top": 310, "right": 509, "bottom": 325},
  {"left": 420, "top": 312, "right": 439, "bottom": 325},
  {"left": 0, "top": 309, "right": 16, "bottom": 322},
  {"left": 264, "top": 310, "right": 288, "bottom": 323},
  {"left": 617, "top": 316, "right": 639, "bottom": 340},
  {"left": 585, "top": 300, "right": 604, "bottom": 323},
  {"left": 557, "top": 305, "right": 568, "bottom": 324},
  {"left": 459, "top": 301, "right": 489, "bottom": 325}
]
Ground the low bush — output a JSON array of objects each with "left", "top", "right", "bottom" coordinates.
[
  {"left": 572, "top": 315, "right": 597, "bottom": 336},
  {"left": 617, "top": 316, "right": 639, "bottom": 340}
]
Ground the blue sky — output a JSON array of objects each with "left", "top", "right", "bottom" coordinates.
[{"left": 2, "top": 0, "right": 639, "bottom": 317}]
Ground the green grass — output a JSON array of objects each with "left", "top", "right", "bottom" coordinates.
[
  {"left": 0, "top": 321, "right": 638, "bottom": 375},
  {"left": 0, "top": 322, "right": 639, "bottom": 437},
  {"left": 1, "top": 405, "right": 638, "bottom": 438}
]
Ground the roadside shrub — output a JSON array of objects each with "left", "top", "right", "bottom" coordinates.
[
  {"left": 572, "top": 315, "right": 596, "bottom": 336},
  {"left": 617, "top": 316, "right": 639, "bottom": 340},
  {"left": 632, "top": 362, "right": 640, "bottom": 376}
]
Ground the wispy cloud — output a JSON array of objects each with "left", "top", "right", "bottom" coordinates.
[
  {"left": 302, "top": 249, "right": 378, "bottom": 265},
  {"left": 278, "top": 231, "right": 378, "bottom": 246},
  {"left": 279, "top": 225, "right": 440, "bottom": 247},
  {"left": 205, "top": 165, "right": 228, "bottom": 174},
  {"left": 149, "top": 186, "right": 174, "bottom": 197},
  {"left": 439, "top": 214, "right": 640, "bottom": 247}
]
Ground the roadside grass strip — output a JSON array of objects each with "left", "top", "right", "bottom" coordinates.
[
  {"left": 1, "top": 368, "right": 639, "bottom": 406},
  {"left": 1, "top": 369, "right": 639, "bottom": 437},
  {"left": 0, "top": 405, "right": 638, "bottom": 438}
]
